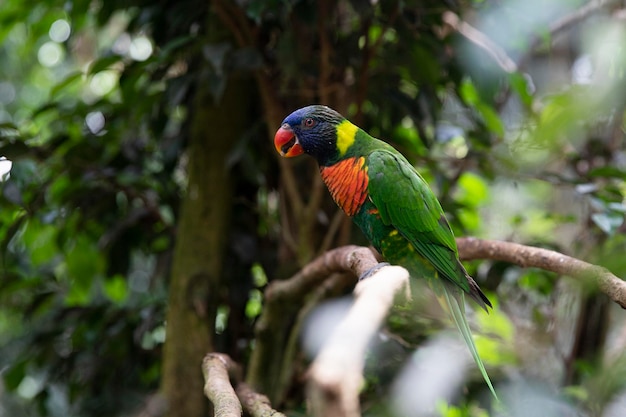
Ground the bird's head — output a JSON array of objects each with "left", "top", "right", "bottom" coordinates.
[{"left": 274, "top": 105, "right": 348, "bottom": 165}]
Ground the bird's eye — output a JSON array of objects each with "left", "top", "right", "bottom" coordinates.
[{"left": 303, "top": 118, "right": 316, "bottom": 128}]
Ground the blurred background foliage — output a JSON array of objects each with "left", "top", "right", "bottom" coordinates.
[{"left": 0, "top": 0, "right": 625, "bottom": 416}]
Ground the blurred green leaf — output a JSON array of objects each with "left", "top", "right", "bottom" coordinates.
[
  {"left": 103, "top": 275, "right": 129, "bottom": 304},
  {"left": 64, "top": 235, "right": 105, "bottom": 304},
  {"left": 22, "top": 219, "right": 58, "bottom": 266},
  {"left": 50, "top": 71, "right": 84, "bottom": 98},
  {"left": 3, "top": 360, "right": 27, "bottom": 390},
  {"left": 476, "top": 300, "right": 517, "bottom": 366},
  {"left": 88, "top": 55, "right": 123, "bottom": 75},
  {"left": 245, "top": 289, "right": 263, "bottom": 319},
  {"left": 459, "top": 78, "right": 480, "bottom": 105},
  {"left": 509, "top": 72, "right": 534, "bottom": 108}
]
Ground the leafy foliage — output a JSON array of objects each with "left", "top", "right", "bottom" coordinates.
[{"left": 1, "top": 0, "right": 626, "bottom": 416}]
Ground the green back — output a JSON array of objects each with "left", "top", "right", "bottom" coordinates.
[{"left": 353, "top": 136, "right": 470, "bottom": 293}]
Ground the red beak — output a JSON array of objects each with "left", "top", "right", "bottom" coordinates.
[{"left": 274, "top": 124, "right": 304, "bottom": 157}]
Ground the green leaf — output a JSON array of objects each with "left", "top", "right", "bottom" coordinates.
[
  {"left": 88, "top": 55, "right": 123, "bottom": 75},
  {"left": 251, "top": 263, "right": 267, "bottom": 287},
  {"left": 456, "top": 172, "right": 489, "bottom": 207},
  {"left": 509, "top": 72, "right": 534, "bottom": 108},
  {"left": 3, "top": 360, "right": 27, "bottom": 390},
  {"left": 459, "top": 78, "right": 480, "bottom": 105},
  {"left": 50, "top": 71, "right": 83, "bottom": 98},
  {"left": 64, "top": 235, "right": 105, "bottom": 305},
  {"left": 588, "top": 166, "right": 626, "bottom": 179},
  {"left": 477, "top": 103, "right": 505, "bottom": 136},
  {"left": 215, "top": 305, "right": 230, "bottom": 334},
  {"left": 475, "top": 300, "right": 517, "bottom": 366},
  {"left": 22, "top": 219, "right": 58, "bottom": 266},
  {"left": 460, "top": 78, "right": 504, "bottom": 135},
  {"left": 245, "top": 289, "right": 263, "bottom": 319},
  {"left": 103, "top": 275, "right": 128, "bottom": 304}
]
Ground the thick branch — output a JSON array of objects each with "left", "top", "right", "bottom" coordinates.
[
  {"left": 203, "top": 354, "right": 243, "bottom": 417},
  {"left": 307, "top": 265, "right": 410, "bottom": 417},
  {"left": 456, "top": 237, "right": 626, "bottom": 308},
  {"left": 236, "top": 382, "right": 288, "bottom": 417},
  {"left": 249, "top": 237, "right": 625, "bottom": 414},
  {"left": 246, "top": 246, "right": 378, "bottom": 402},
  {"left": 203, "top": 353, "right": 287, "bottom": 417},
  {"left": 265, "top": 245, "right": 379, "bottom": 302}
]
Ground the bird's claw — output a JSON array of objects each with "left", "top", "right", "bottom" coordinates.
[{"left": 358, "top": 262, "right": 390, "bottom": 281}]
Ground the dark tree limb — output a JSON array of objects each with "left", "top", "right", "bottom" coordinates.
[
  {"left": 203, "top": 353, "right": 287, "bottom": 417},
  {"left": 456, "top": 237, "right": 626, "bottom": 309}
]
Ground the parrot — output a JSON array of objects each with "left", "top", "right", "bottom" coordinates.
[{"left": 273, "top": 105, "right": 497, "bottom": 399}]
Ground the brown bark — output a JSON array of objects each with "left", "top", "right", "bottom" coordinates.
[
  {"left": 203, "top": 354, "right": 243, "bottom": 417},
  {"left": 246, "top": 246, "right": 375, "bottom": 403},
  {"left": 203, "top": 353, "right": 287, "bottom": 417},
  {"left": 161, "top": 73, "right": 253, "bottom": 416},
  {"left": 456, "top": 237, "right": 626, "bottom": 308},
  {"left": 228, "top": 238, "right": 626, "bottom": 416}
]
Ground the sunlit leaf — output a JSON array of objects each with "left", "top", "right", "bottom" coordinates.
[
  {"left": 509, "top": 72, "right": 534, "bottom": 108},
  {"left": 103, "top": 274, "right": 128, "bottom": 304},
  {"left": 459, "top": 78, "right": 480, "bottom": 105},
  {"left": 50, "top": 71, "right": 83, "bottom": 98},
  {"left": 245, "top": 289, "right": 263, "bottom": 319},
  {"left": 475, "top": 301, "right": 517, "bottom": 366}
]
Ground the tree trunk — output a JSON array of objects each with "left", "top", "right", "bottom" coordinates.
[{"left": 161, "top": 72, "right": 253, "bottom": 416}]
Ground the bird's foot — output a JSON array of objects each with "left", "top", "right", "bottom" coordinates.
[{"left": 358, "top": 262, "right": 390, "bottom": 281}]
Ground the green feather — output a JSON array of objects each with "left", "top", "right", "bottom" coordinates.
[
  {"left": 367, "top": 149, "right": 471, "bottom": 293},
  {"left": 364, "top": 143, "right": 498, "bottom": 397},
  {"left": 441, "top": 286, "right": 498, "bottom": 400}
]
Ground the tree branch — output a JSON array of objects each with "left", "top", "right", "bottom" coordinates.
[
  {"left": 539, "top": 0, "right": 620, "bottom": 49},
  {"left": 442, "top": 0, "right": 620, "bottom": 74},
  {"left": 246, "top": 246, "right": 377, "bottom": 402},
  {"left": 202, "top": 353, "right": 243, "bottom": 417},
  {"left": 236, "top": 382, "right": 288, "bottom": 417},
  {"left": 307, "top": 265, "right": 410, "bottom": 417},
  {"left": 203, "top": 353, "right": 287, "bottom": 417},
  {"left": 247, "top": 237, "right": 625, "bottom": 415},
  {"left": 442, "top": 11, "right": 518, "bottom": 73},
  {"left": 456, "top": 237, "right": 626, "bottom": 309}
]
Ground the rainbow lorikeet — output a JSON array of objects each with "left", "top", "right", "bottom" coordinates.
[{"left": 274, "top": 105, "right": 497, "bottom": 398}]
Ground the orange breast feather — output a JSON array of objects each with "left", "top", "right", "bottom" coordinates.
[{"left": 319, "top": 157, "right": 369, "bottom": 216}]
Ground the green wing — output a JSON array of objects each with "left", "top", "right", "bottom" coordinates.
[
  {"left": 367, "top": 149, "right": 469, "bottom": 292},
  {"left": 368, "top": 149, "right": 499, "bottom": 400}
]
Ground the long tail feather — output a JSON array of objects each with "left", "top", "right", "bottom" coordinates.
[{"left": 442, "top": 286, "right": 498, "bottom": 400}]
